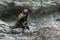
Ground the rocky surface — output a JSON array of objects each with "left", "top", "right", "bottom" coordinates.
[
  {"left": 0, "top": 0, "right": 60, "bottom": 40},
  {"left": 33, "top": 26, "right": 60, "bottom": 40},
  {"left": 0, "top": 20, "right": 11, "bottom": 33},
  {"left": 1, "top": 17, "right": 60, "bottom": 40}
]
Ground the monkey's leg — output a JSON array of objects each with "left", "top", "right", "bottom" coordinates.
[
  {"left": 15, "top": 22, "right": 23, "bottom": 28},
  {"left": 23, "top": 22, "right": 30, "bottom": 30}
]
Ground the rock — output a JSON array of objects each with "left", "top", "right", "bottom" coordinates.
[
  {"left": 0, "top": 1, "right": 7, "bottom": 6},
  {"left": 0, "top": 19, "right": 9, "bottom": 26},
  {"left": 11, "top": 28, "right": 23, "bottom": 34},
  {"left": 33, "top": 26, "right": 60, "bottom": 40},
  {"left": 4, "top": 36, "right": 15, "bottom": 40},
  {"left": 0, "top": 20, "right": 11, "bottom": 33},
  {"left": 0, "top": 33, "right": 6, "bottom": 39},
  {"left": 15, "top": 37, "right": 33, "bottom": 40},
  {"left": 0, "top": 33, "right": 15, "bottom": 40}
]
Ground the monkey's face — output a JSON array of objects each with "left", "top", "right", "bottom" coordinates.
[{"left": 23, "top": 9, "right": 29, "bottom": 14}]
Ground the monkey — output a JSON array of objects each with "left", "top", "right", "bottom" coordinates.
[{"left": 15, "top": 8, "right": 30, "bottom": 30}]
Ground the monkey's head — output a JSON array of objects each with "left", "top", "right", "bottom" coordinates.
[
  {"left": 23, "top": 9, "right": 29, "bottom": 14},
  {"left": 23, "top": 5, "right": 33, "bottom": 14}
]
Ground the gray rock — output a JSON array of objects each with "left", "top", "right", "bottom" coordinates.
[
  {"left": 15, "top": 37, "right": 33, "bottom": 40},
  {"left": 0, "top": 33, "right": 15, "bottom": 40},
  {"left": 4, "top": 36, "right": 15, "bottom": 40},
  {"left": 0, "top": 33, "right": 6, "bottom": 39},
  {"left": 0, "top": 20, "right": 11, "bottom": 33},
  {"left": 11, "top": 28, "right": 23, "bottom": 34},
  {"left": 33, "top": 26, "right": 60, "bottom": 40}
]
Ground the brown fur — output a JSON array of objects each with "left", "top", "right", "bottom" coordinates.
[
  {"left": 17, "top": 12, "right": 26, "bottom": 23},
  {"left": 15, "top": 10, "right": 29, "bottom": 30}
]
